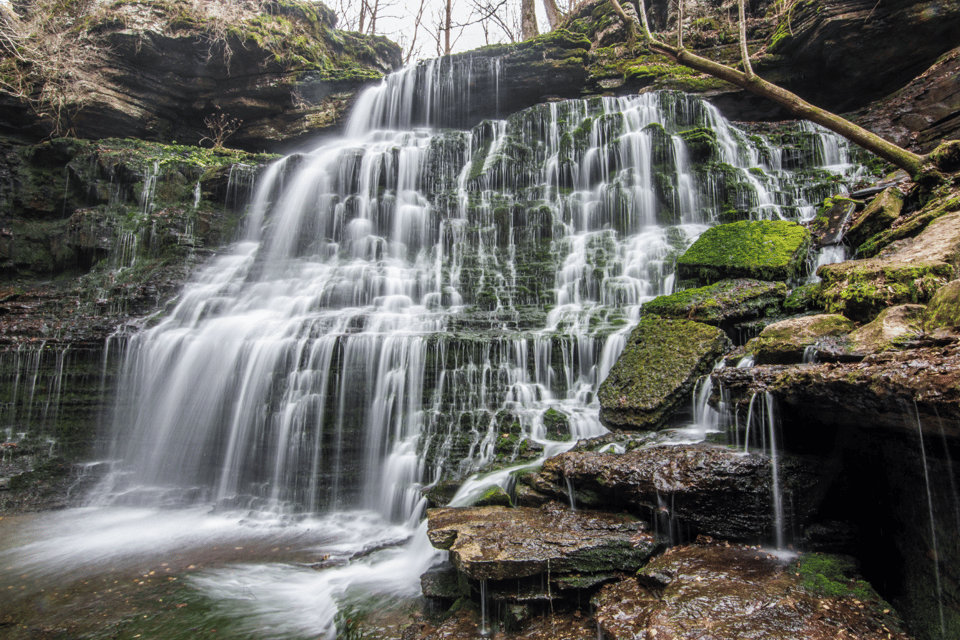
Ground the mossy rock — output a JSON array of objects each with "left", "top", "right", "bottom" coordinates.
[
  {"left": 598, "top": 318, "right": 731, "bottom": 430},
  {"left": 845, "top": 187, "right": 903, "bottom": 249},
  {"left": 744, "top": 314, "right": 855, "bottom": 364},
  {"left": 783, "top": 283, "right": 823, "bottom": 313},
  {"left": 474, "top": 485, "right": 513, "bottom": 508},
  {"left": 676, "top": 220, "right": 811, "bottom": 287},
  {"left": 849, "top": 305, "right": 926, "bottom": 354},
  {"left": 859, "top": 188, "right": 960, "bottom": 258},
  {"left": 810, "top": 196, "right": 856, "bottom": 245},
  {"left": 924, "top": 279, "right": 960, "bottom": 332},
  {"left": 642, "top": 279, "right": 787, "bottom": 327},
  {"left": 678, "top": 127, "right": 718, "bottom": 163},
  {"left": 793, "top": 553, "right": 882, "bottom": 602}
]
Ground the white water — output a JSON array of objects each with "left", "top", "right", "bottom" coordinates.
[{"left": 0, "top": 57, "right": 860, "bottom": 637}]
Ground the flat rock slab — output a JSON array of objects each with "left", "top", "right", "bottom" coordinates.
[
  {"left": 598, "top": 318, "right": 730, "bottom": 430},
  {"left": 426, "top": 505, "right": 657, "bottom": 581},
  {"left": 593, "top": 543, "right": 911, "bottom": 640},
  {"left": 529, "top": 443, "right": 821, "bottom": 541},
  {"left": 677, "top": 220, "right": 811, "bottom": 287},
  {"left": 642, "top": 279, "right": 787, "bottom": 327}
]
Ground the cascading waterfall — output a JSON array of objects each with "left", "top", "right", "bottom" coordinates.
[{"left": 1, "top": 57, "right": 862, "bottom": 639}]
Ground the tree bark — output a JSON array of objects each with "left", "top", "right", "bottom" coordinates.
[
  {"left": 521, "top": 0, "right": 539, "bottom": 40},
  {"left": 611, "top": 0, "right": 927, "bottom": 177},
  {"left": 737, "top": 0, "right": 753, "bottom": 77},
  {"left": 444, "top": 0, "right": 452, "bottom": 55},
  {"left": 543, "top": 0, "right": 562, "bottom": 30}
]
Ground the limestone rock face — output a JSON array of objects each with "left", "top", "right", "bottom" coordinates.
[
  {"left": 762, "top": 0, "right": 960, "bottom": 112},
  {"left": 676, "top": 220, "right": 811, "bottom": 287},
  {"left": 598, "top": 319, "right": 730, "bottom": 430},
  {"left": 745, "top": 314, "right": 856, "bottom": 364},
  {"left": 593, "top": 543, "right": 910, "bottom": 640},
  {"left": 528, "top": 444, "right": 822, "bottom": 541},
  {"left": 426, "top": 505, "right": 657, "bottom": 581},
  {"left": 816, "top": 212, "right": 960, "bottom": 321}
]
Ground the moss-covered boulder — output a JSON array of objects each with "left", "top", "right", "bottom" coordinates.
[
  {"left": 849, "top": 305, "right": 926, "bottom": 354},
  {"left": 924, "top": 279, "right": 960, "bottom": 332},
  {"left": 859, "top": 187, "right": 960, "bottom": 258},
  {"left": 642, "top": 279, "right": 786, "bottom": 327},
  {"left": 783, "top": 283, "right": 822, "bottom": 313},
  {"left": 845, "top": 187, "right": 904, "bottom": 249},
  {"left": 676, "top": 220, "right": 811, "bottom": 287},
  {"left": 598, "top": 318, "right": 730, "bottom": 430},
  {"left": 426, "top": 506, "right": 657, "bottom": 581},
  {"left": 816, "top": 212, "right": 960, "bottom": 322},
  {"left": 745, "top": 314, "right": 855, "bottom": 364}
]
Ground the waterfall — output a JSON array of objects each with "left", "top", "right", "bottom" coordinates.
[{"left": 0, "top": 58, "right": 863, "bottom": 639}]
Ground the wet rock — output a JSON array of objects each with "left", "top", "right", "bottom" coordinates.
[
  {"left": 810, "top": 196, "right": 857, "bottom": 245},
  {"left": 426, "top": 505, "right": 657, "bottom": 581},
  {"left": 745, "top": 314, "right": 856, "bottom": 364},
  {"left": 849, "top": 305, "right": 926, "bottom": 354},
  {"left": 642, "top": 279, "right": 787, "bottom": 330},
  {"left": 593, "top": 542, "right": 910, "bottom": 640},
  {"left": 816, "top": 211, "right": 960, "bottom": 322},
  {"left": 857, "top": 189, "right": 960, "bottom": 259},
  {"left": 845, "top": 187, "right": 904, "bottom": 250},
  {"left": 597, "top": 319, "right": 731, "bottom": 430},
  {"left": 528, "top": 444, "right": 822, "bottom": 542},
  {"left": 420, "top": 563, "right": 470, "bottom": 601},
  {"left": 676, "top": 220, "right": 811, "bottom": 287}
]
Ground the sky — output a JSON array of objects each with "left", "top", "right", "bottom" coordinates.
[{"left": 330, "top": 0, "right": 557, "bottom": 61}]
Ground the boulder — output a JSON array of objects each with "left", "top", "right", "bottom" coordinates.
[
  {"left": 809, "top": 196, "right": 856, "bottom": 245},
  {"left": 598, "top": 319, "right": 730, "bottom": 430},
  {"left": 676, "top": 220, "right": 811, "bottom": 287},
  {"left": 593, "top": 543, "right": 910, "bottom": 640},
  {"left": 527, "top": 444, "right": 822, "bottom": 541},
  {"left": 816, "top": 212, "right": 960, "bottom": 321},
  {"left": 924, "top": 279, "right": 960, "bottom": 332},
  {"left": 845, "top": 187, "right": 904, "bottom": 249},
  {"left": 426, "top": 505, "right": 657, "bottom": 581},
  {"left": 745, "top": 314, "right": 856, "bottom": 364},
  {"left": 849, "top": 305, "right": 926, "bottom": 353},
  {"left": 858, "top": 189, "right": 960, "bottom": 259},
  {"left": 641, "top": 279, "right": 787, "bottom": 328}
]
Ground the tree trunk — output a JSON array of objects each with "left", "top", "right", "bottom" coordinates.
[
  {"left": 543, "top": 0, "right": 562, "bottom": 30},
  {"left": 611, "top": 0, "right": 927, "bottom": 177},
  {"left": 521, "top": 0, "right": 539, "bottom": 40},
  {"left": 737, "top": 0, "right": 753, "bottom": 77},
  {"left": 444, "top": 0, "right": 452, "bottom": 55}
]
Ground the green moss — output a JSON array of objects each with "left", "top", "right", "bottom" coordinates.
[
  {"left": 794, "top": 554, "right": 878, "bottom": 601},
  {"left": 677, "top": 220, "right": 811, "bottom": 286},
  {"left": 783, "top": 283, "right": 822, "bottom": 312},
  {"left": 598, "top": 318, "right": 730, "bottom": 430},
  {"left": 924, "top": 280, "right": 960, "bottom": 330},
  {"left": 642, "top": 279, "right": 787, "bottom": 326}
]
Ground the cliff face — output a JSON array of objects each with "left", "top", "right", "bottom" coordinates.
[{"left": 0, "top": 0, "right": 400, "bottom": 152}]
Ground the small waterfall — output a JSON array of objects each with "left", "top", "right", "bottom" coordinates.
[
  {"left": 913, "top": 401, "right": 946, "bottom": 637},
  {"left": 740, "top": 391, "right": 787, "bottom": 548}
]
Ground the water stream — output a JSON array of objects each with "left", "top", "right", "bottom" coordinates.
[{"left": 0, "top": 57, "right": 860, "bottom": 638}]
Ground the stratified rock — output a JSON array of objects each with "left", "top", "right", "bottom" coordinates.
[
  {"left": 642, "top": 279, "right": 787, "bottom": 328},
  {"left": 849, "top": 305, "right": 926, "bottom": 353},
  {"left": 593, "top": 543, "right": 910, "bottom": 640},
  {"left": 528, "top": 444, "right": 822, "bottom": 541},
  {"left": 426, "top": 506, "right": 657, "bottom": 581},
  {"left": 924, "top": 279, "right": 960, "bottom": 332},
  {"left": 598, "top": 319, "right": 730, "bottom": 430},
  {"left": 845, "top": 187, "right": 904, "bottom": 249},
  {"left": 676, "top": 220, "right": 811, "bottom": 287},
  {"left": 745, "top": 314, "right": 855, "bottom": 364},
  {"left": 816, "top": 212, "right": 960, "bottom": 322},
  {"left": 858, "top": 188, "right": 960, "bottom": 258}
]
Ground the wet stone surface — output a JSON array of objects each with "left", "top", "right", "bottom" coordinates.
[
  {"left": 426, "top": 505, "right": 657, "bottom": 581},
  {"left": 593, "top": 541, "right": 911, "bottom": 640}
]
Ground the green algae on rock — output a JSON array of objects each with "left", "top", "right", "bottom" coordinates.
[
  {"left": 744, "top": 314, "right": 855, "bottom": 364},
  {"left": 845, "top": 187, "right": 904, "bottom": 249},
  {"left": 676, "top": 220, "right": 811, "bottom": 287},
  {"left": 641, "top": 278, "right": 787, "bottom": 327},
  {"left": 598, "top": 318, "right": 730, "bottom": 430}
]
